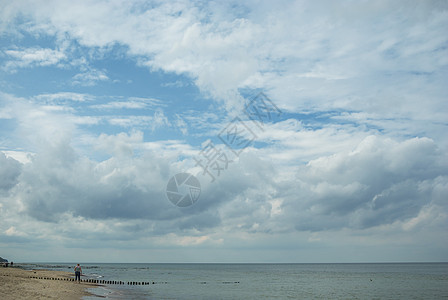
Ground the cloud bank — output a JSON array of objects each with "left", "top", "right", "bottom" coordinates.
[{"left": 0, "top": 0, "right": 447, "bottom": 262}]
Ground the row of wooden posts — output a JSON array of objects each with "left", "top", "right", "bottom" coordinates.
[{"left": 29, "top": 276, "right": 166, "bottom": 285}]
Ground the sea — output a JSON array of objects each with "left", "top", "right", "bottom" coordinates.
[{"left": 20, "top": 262, "right": 448, "bottom": 299}]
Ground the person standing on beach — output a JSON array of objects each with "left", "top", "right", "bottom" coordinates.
[{"left": 74, "top": 264, "right": 82, "bottom": 283}]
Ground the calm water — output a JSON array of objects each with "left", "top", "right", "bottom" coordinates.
[{"left": 21, "top": 263, "right": 448, "bottom": 299}]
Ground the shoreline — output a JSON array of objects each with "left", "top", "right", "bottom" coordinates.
[{"left": 0, "top": 266, "right": 102, "bottom": 300}]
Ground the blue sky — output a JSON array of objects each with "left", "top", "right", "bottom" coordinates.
[{"left": 0, "top": 0, "right": 447, "bottom": 263}]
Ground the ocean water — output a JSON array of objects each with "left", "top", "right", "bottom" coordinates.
[{"left": 20, "top": 262, "right": 448, "bottom": 299}]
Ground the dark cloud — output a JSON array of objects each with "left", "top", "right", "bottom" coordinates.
[
  {"left": 184, "top": 135, "right": 448, "bottom": 234},
  {"left": 283, "top": 136, "right": 448, "bottom": 231},
  {"left": 5, "top": 131, "right": 446, "bottom": 244},
  {"left": 0, "top": 152, "right": 21, "bottom": 193},
  {"left": 17, "top": 141, "right": 175, "bottom": 222}
]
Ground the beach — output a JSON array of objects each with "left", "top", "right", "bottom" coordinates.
[{"left": 0, "top": 267, "right": 100, "bottom": 300}]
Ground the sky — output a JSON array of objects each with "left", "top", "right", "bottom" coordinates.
[{"left": 0, "top": 0, "right": 447, "bottom": 263}]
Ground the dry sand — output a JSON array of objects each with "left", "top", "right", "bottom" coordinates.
[{"left": 0, "top": 267, "right": 101, "bottom": 300}]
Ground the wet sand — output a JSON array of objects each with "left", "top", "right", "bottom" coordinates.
[{"left": 0, "top": 267, "right": 101, "bottom": 300}]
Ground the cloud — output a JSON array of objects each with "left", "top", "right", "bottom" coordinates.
[
  {"left": 161, "top": 80, "right": 190, "bottom": 88},
  {"left": 174, "top": 114, "right": 188, "bottom": 135},
  {"left": 1, "top": 1, "right": 446, "bottom": 118},
  {"left": 281, "top": 135, "right": 448, "bottom": 231},
  {"left": 1, "top": 105, "right": 447, "bottom": 260},
  {"left": 17, "top": 139, "right": 169, "bottom": 222},
  {"left": 0, "top": 0, "right": 447, "bottom": 262},
  {"left": 106, "top": 110, "right": 170, "bottom": 131},
  {"left": 0, "top": 151, "right": 33, "bottom": 164},
  {"left": 127, "top": 97, "right": 166, "bottom": 107},
  {"left": 92, "top": 101, "right": 148, "bottom": 110},
  {"left": 172, "top": 134, "right": 447, "bottom": 236},
  {"left": 34, "top": 92, "right": 95, "bottom": 103},
  {"left": 6, "top": 130, "right": 194, "bottom": 225},
  {"left": 5, "top": 226, "right": 27, "bottom": 237},
  {"left": 0, "top": 152, "right": 21, "bottom": 192},
  {"left": 2, "top": 47, "right": 66, "bottom": 71},
  {"left": 72, "top": 68, "right": 109, "bottom": 86},
  {"left": 95, "top": 130, "right": 144, "bottom": 157},
  {"left": 0, "top": 92, "right": 104, "bottom": 167},
  {"left": 0, "top": 93, "right": 76, "bottom": 148},
  {"left": 91, "top": 97, "right": 165, "bottom": 110}
]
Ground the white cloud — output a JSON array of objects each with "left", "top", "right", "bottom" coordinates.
[
  {"left": 95, "top": 130, "right": 144, "bottom": 157},
  {"left": 3, "top": 47, "right": 66, "bottom": 71},
  {"left": 161, "top": 80, "right": 190, "bottom": 88},
  {"left": 128, "top": 97, "right": 165, "bottom": 106},
  {"left": 1, "top": 1, "right": 446, "bottom": 121},
  {"left": 1, "top": 151, "right": 33, "bottom": 164},
  {"left": 72, "top": 68, "right": 109, "bottom": 86},
  {"left": 5, "top": 226, "right": 27, "bottom": 237},
  {"left": 92, "top": 101, "right": 148, "bottom": 110},
  {"left": 91, "top": 97, "right": 165, "bottom": 110},
  {"left": 34, "top": 92, "right": 95, "bottom": 103},
  {"left": 107, "top": 110, "right": 170, "bottom": 131},
  {"left": 174, "top": 114, "right": 188, "bottom": 135},
  {"left": 0, "top": 92, "right": 100, "bottom": 154},
  {"left": 6, "top": 1, "right": 444, "bottom": 137}
]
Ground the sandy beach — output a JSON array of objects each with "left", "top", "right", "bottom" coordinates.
[{"left": 0, "top": 267, "right": 100, "bottom": 300}]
